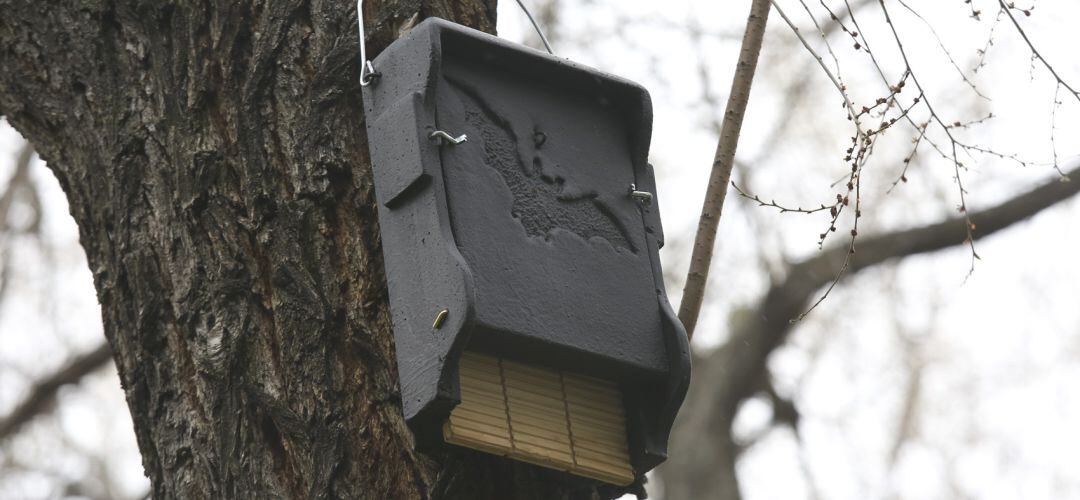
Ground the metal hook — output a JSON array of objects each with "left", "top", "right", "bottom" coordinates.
[
  {"left": 430, "top": 130, "right": 468, "bottom": 146},
  {"left": 629, "top": 184, "right": 653, "bottom": 205},
  {"left": 357, "top": 1, "right": 380, "bottom": 86},
  {"left": 361, "top": 60, "right": 379, "bottom": 86}
]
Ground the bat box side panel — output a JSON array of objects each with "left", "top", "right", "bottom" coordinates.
[{"left": 362, "top": 25, "right": 478, "bottom": 443}]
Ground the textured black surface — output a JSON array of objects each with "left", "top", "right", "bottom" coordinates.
[
  {"left": 445, "top": 75, "right": 635, "bottom": 251},
  {"left": 362, "top": 18, "right": 690, "bottom": 480}
]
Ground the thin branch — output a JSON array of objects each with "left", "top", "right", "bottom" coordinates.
[
  {"left": 732, "top": 182, "right": 838, "bottom": 215},
  {"left": 839, "top": 1, "right": 990, "bottom": 201},
  {"left": 1050, "top": 83, "right": 1069, "bottom": 179},
  {"left": 793, "top": 85, "right": 918, "bottom": 320},
  {"left": 0, "top": 142, "right": 38, "bottom": 235},
  {"left": 887, "top": 121, "right": 929, "bottom": 193},
  {"left": 997, "top": 0, "right": 1080, "bottom": 104},
  {"left": 0, "top": 142, "right": 39, "bottom": 306},
  {"left": 678, "top": 0, "right": 772, "bottom": 340},
  {"left": 896, "top": 0, "right": 991, "bottom": 101},
  {"left": 767, "top": 0, "right": 914, "bottom": 263},
  {"left": 0, "top": 342, "right": 113, "bottom": 441},
  {"left": 888, "top": 339, "right": 923, "bottom": 469},
  {"left": 795, "top": 0, "right": 844, "bottom": 76},
  {"left": 764, "top": 161, "right": 1080, "bottom": 387},
  {"left": 764, "top": 0, "right": 1035, "bottom": 319},
  {"left": 739, "top": 0, "right": 876, "bottom": 174},
  {"left": 974, "top": 9, "right": 1004, "bottom": 73},
  {"left": 771, "top": 0, "right": 865, "bottom": 136},
  {"left": 878, "top": 0, "right": 980, "bottom": 273},
  {"left": 666, "top": 161, "right": 1080, "bottom": 497}
]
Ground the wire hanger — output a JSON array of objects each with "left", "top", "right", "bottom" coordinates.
[{"left": 356, "top": 0, "right": 556, "bottom": 87}]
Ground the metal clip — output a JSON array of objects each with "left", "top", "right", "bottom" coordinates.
[
  {"left": 430, "top": 130, "right": 468, "bottom": 146},
  {"left": 629, "top": 184, "right": 653, "bottom": 205},
  {"left": 360, "top": 60, "right": 380, "bottom": 86}
]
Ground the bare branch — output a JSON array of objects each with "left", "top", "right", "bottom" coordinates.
[
  {"left": 997, "top": 0, "right": 1080, "bottom": 104},
  {"left": 0, "top": 142, "right": 39, "bottom": 305},
  {"left": 663, "top": 161, "right": 1080, "bottom": 500},
  {"left": 896, "top": 0, "right": 991, "bottom": 101},
  {"left": 732, "top": 182, "right": 839, "bottom": 215},
  {"left": 874, "top": 0, "right": 986, "bottom": 273},
  {"left": 0, "top": 142, "right": 38, "bottom": 235},
  {"left": 678, "top": 0, "right": 772, "bottom": 340},
  {"left": 0, "top": 342, "right": 113, "bottom": 441},
  {"left": 770, "top": 0, "right": 865, "bottom": 136},
  {"left": 888, "top": 338, "right": 923, "bottom": 469}
]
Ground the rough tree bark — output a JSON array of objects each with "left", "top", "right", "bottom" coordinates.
[{"left": 0, "top": 1, "right": 616, "bottom": 498}]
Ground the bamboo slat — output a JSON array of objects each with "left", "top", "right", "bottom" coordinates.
[{"left": 443, "top": 351, "right": 635, "bottom": 485}]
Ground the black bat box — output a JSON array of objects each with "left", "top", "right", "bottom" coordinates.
[{"left": 362, "top": 18, "right": 689, "bottom": 484}]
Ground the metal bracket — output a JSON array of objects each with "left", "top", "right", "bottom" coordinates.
[
  {"left": 629, "top": 183, "right": 653, "bottom": 205},
  {"left": 430, "top": 130, "right": 468, "bottom": 146}
]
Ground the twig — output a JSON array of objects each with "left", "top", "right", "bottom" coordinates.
[
  {"left": 897, "top": 0, "right": 991, "bottom": 101},
  {"left": 878, "top": 0, "right": 980, "bottom": 274},
  {"left": 771, "top": 0, "right": 865, "bottom": 136},
  {"left": 887, "top": 121, "right": 929, "bottom": 193},
  {"left": 795, "top": 0, "right": 845, "bottom": 75},
  {"left": 974, "top": 9, "right": 1004, "bottom": 73},
  {"left": 1050, "top": 83, "right": 1069, "bottom": 180},
  {"left": 795, "top": 111, "right": 884, "bottom": 321},
  {"left": 732, "top": 182, "right": 839, "bottom": 215},
  {"left": 997, "top": 0, "right": 1080, "bottom": 104}
]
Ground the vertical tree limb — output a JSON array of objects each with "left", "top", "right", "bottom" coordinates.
[{"left": 678, "top": 0, "right": 772, "bottom": 340}]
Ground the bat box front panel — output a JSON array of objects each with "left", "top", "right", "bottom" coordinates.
[{"left": 433, "top": 45, "right": 666, "bottom": 376}]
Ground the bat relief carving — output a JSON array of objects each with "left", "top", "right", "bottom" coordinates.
[{"left": 447, "top": 79, "right": 636, "bottom": 253}]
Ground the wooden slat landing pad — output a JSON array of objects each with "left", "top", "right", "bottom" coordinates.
[{"left": 443, "top": 351, "right": 635, "bottom": 486}]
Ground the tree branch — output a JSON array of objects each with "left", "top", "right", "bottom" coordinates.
[
  {"left": 0, "top": 142, "right": 37, "bottom": 233},
  {"left": 0, "top": 342, "right": 112, "bottom": 442},
  {"left": 679, "top": 0, "right": 772, "bottom": 340},
  {"left": 0, "top": 142, "right": 38, "bottom": 304},
  {"left": 663, "top": 162, "right": 1080, "bottom": 500},
  {"left": 997, "top": 0, "right": 1080, "bottom": 104}
]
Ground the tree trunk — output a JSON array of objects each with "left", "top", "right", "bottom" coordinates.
[{"left": 0, "top": 1, "right": 610, "bottom": 498}]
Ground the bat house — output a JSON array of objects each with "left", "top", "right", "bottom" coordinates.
[{"left": 361, "top": 18, "right": 690, "bottom": 486}]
